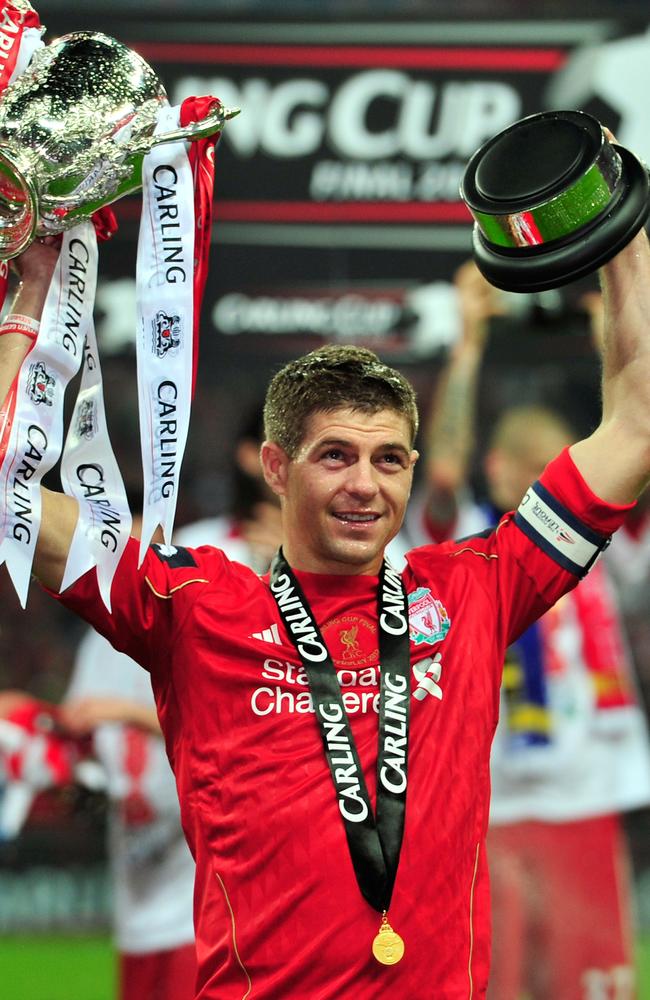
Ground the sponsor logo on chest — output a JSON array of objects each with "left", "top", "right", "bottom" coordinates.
[{"left": 248, "top": 588, "right": 451, "bottom": 716}]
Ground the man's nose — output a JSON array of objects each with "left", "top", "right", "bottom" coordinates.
[{"left": 344, "top": 460, "right": 379, "bottom": 499}]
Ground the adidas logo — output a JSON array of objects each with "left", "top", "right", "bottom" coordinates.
[{"left": 250, "top": 623, "right": 282, "bottom": 645}]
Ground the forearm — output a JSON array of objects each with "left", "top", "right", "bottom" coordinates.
[
  {"left": 600, "top": 228, "right": 650, "bottom": 417},
  {"left": 427, "top": 344, "right": 482, "bottom": 483},
  {"left": 0, "top": 272, "right": 50, "bottom": 403},
  {"left": 32, "top": 487, "right": 79, "bottom": 590},
  {"left": 570, "top": 228, "right": 650, "bottom": 503},
  {"left": 59, "top": 696, "right": 163, "bottom": 737},
  {"left": 118, "top": 703, "right": 162, "bottom": 735}
]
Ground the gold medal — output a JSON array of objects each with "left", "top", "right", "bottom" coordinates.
[{"left": 372, "top": 912, "right": 405, "bottom": 966}]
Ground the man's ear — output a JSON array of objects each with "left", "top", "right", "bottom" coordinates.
[{"left": 261, "top": 440, "right": 290, "bottom": 497}]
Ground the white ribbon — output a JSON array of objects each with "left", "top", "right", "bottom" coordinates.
[
  {"left": 136, "top": 104, "right": 195, "bottom": 562},
  {"left": 11, "top": 23, "right": 43, "bottom": 80},
  {"left": 59, "top": 281, "right": 132, "bottom": 611},
  {"left": 0, "top": 225, "right": 96, "bottom": 605}
]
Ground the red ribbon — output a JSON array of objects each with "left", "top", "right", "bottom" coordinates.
[
  {"left": 91, "top": 205, "right": 118, "bottom": 242},
  {"left": 0, "top": 2, "right": 40, "bottom": 93},
  {"left": 180, "top": 95, "right": 222, "bottom": 396}
]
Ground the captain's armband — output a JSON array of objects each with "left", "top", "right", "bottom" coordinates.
[{"left": 515, "top": 481, "right": 610, "bottom": 577}]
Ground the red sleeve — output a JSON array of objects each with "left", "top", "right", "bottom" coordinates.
[
  {"left": 43, "top": 538, "right": 222, "bottom": 674},
  {"left": 539, "top": 446, "right": 636, "bottom": 535},
  {"left": 497, "top": 446, "right": 635, "bottom": 640}
]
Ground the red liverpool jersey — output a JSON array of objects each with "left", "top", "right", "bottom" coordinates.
[{"left": 52, "top": 450, "right": 632, "bottom": 999}]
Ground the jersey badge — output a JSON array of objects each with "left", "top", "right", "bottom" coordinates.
[
  {"left": 151, "top": 544, "right": 197, "bottom": 568},
  {"left": 322, "top": 614, "right": 377, "bottom": 667},
  {"left": 413, "top": 653, "right": 443, "bottom": 701},
  {"left": 408, "top": 588, "right": 451, "bottom": 646}
]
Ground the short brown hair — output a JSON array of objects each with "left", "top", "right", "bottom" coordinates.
[{"left": 264, "top": 344, "right": 419, "bottom": 458}]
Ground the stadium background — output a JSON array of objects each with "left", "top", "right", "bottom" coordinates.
[{"left": 4, "top": 0, "right": 650, "bottom": 996}]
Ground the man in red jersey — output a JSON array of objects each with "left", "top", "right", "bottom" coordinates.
[{"left": 2, "top": 227, "right": 650, "bottom": 999}]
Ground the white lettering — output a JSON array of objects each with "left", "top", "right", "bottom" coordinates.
[{"left": 173, "top": 73, "right": 521, "bottom": 162}]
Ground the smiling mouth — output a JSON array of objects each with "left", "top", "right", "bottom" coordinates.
[{"left": 332, "top": 512, "right": 380, "bottom": 524}]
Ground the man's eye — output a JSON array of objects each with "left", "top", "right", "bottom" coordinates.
[
  {"left": 323, "top": 449, "right": 344, "bottom": 461},
  {"left": 381, "top": 453, "right": 401, "bottom": 465}
]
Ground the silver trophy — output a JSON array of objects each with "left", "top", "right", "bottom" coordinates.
[{"left": 0, "top": 31, "right": 238, "bottom": 258}]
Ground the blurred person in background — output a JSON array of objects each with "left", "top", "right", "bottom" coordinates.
[
  {"left": 605, "top": 487, "right": 650, "bottom": 715},
  {"left": 388, "top": 260, "right": 650, "bottom": 1000},
  {"left": 175, "top": 404, "right": 281, "bottom": 568},
  {"left": 0, "top": 515, "right": 197, "bottom": 1000},
  {"left": 61, "top": 627, "right": 197, "bottom": 1000},
  {"left": 0, "top": 656, "right": 197, "bottom": 1000}
]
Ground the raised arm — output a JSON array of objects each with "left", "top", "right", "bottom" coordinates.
[
  {"left": 422, "top": 260, "right": 502, "bottom": 531},
  {"left": 0, "top": 239, "right": 79, "bottom": 590},
  {"left": 570, "top": 228, "right": 650, "bottom": 504}
]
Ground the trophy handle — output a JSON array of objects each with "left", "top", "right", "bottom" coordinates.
[{"left": 151, "top": 105, "right": 240, "bottom": 147}]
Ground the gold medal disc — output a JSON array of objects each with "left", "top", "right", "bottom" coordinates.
[{"left": 372, "top": 917, "right": 405, "bottom": 966}]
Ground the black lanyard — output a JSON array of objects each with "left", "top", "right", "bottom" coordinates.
[{"left": 269, "top": 549, "right": 411, "bottom": 913}]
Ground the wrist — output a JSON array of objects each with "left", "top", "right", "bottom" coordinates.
[
  {"left": 450, "top": 342, "right": 483, "bottom": 367},
  {"left": 0, "top": 313, "right": 40, "bottom": 343}
]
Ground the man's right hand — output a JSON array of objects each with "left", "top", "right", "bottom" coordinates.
[
  {"left": 453, "top": 258, "right": 506, "bottom": 356},
  {"left": 13, "top": 234, "right": 61, "bottom": 283}
]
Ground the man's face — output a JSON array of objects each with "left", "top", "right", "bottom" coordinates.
[{"left": 262, "top": 406, "right": 418, "bottom": 575}]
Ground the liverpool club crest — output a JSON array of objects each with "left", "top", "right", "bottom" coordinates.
[{"left": 408, "top": 588, "right": 451, "bottom": 646}]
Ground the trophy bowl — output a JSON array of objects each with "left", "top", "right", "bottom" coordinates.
[
  {"left": 460, "top": 110, "right": 650, "bottom": 292},
  {"left": 0, "top": 31, "right": 237, "bottom": 258}
]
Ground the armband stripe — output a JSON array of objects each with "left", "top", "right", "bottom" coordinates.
[{"left": 515, "top": 481, "right": 610, "bottom": 577}]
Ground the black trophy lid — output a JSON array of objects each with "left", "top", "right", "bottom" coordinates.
[{"left": 462, "top": 110, "right": 603, "bottom": 215}]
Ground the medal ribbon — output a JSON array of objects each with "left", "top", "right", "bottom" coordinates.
[
  {"left": 270, "top": 549, "right": 411, "bottom": 913},
  {"left": 136, "top": 103, "right": 195, "bottom": 562}
]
